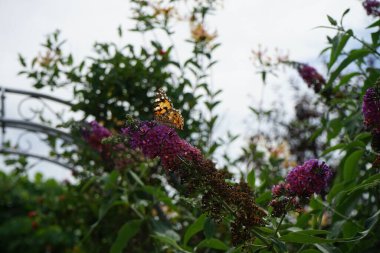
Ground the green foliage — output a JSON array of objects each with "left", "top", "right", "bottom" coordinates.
[
  {"left": 0, "top": 171, "right": 76, "bottom": 253},
  {"left": 2, "top": 1, "right": 380, "bottom": 252},
  {"left": 110, "top": 219, "right": 143, "bottom": 253}
]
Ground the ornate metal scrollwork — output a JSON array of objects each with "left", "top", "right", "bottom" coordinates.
[{"left": 0, "top": 86, "right": 75, "bottom": 170}]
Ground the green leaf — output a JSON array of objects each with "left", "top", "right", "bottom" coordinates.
[
  {"left": 309, "top": 128, "right": 323, "bottom": 142},
  {"left": 110, "top": 219, "right": 142, "bottom": 253},
  {"left": 354, "top": 132, "right": 372, "bottom": 141},
  {"left": 328, "top": 32, "right": 351, "bottom": 70},
  {"left": 340, "top": 9, "right": 350, "bottom": 25},
  {"left": 361, "top": 209, "right": 380, "bottom": 238},
  {"left": 327, "top": 118, "right": 342, "bottom": 141},
  {"left": 343, "top": 150, "right": 363, "bottom": 181},
  {"left": 67, "top": 54, "right": 73, "bottom": 65},
  {"left": 152, "top": 233, "right": 192, "bottom": 253},
  {"left": 338, "top": 209, "right": 380, "bottom": 243},
  {"left": 196, "top": 238, "right": 229, "bottom": 251},
  {"left": 342, "top": 8, "right": 350, "bottom": 18},
  {"left": 321, "top": 143, "right": 345, "bottom": 156},
  {"left": 128, "top": 170, "right": 144, "bottom": 186},
  {"left": 327, "top": 49, "right": 371, "bottom": 88},
  {"left": 143, "top": 186, "right": 175, "bottom": 209},
  {"left": 83, "top": 195, "right": 117, "bottom": 241},
  {"left": 314, "top": 244, "right": 342, "bottom": 253},
  {"left": 327, "top": 15, "right": 337, "bottom": 26},
  {"left": 342, "top": 221, "right": 359, "bottom": 238},
  {"left": 334, "top": 72, "right": 361, "bottom": 91},
  {"left": 247, "top": 169, "right": 256, "bottom": 190},
  {"left": 117, "top": 25, "right": 123, "bottom": 37},
  {"left": 280, "top": 231, "right": 335, "bottom": 244},
  {"left": 207, "top": 142, "right": 219, "bottom": 156},
  {"left": 184, "top": 214, "right": 207, "bottom": 245},
  {"left": 203, "top": 218, "right": 216, "bottom": 239},
  {"left": 261, "top": 71, "right": 267, "bottom": 83},
  {"left": 18, "top": 54, "right": 26, "bottom": 67},
  {"left": 288, "top": 229, "right": 329, "bottom": 235},
  {"left": 255, "top": 191, "right": 272, "bottom": 205},
  {"left": 344, "top": 140, "right": 366, "bottom": 150},
  {"left": 371, "top": 31, "right": 380, "bottom": 45},
  {"left": 249, "top": 106, "right": 260, "bottom": 116},
  {"left": 104, "top": 170, "right": 119, "bottom": 190},
  {"left": 328, "top": 181, "right": 347, "bottom": 201},
  {"left": 300, "top": 250, "right": 321, "bottom": 253},
  {"left": 367, "top": 19, "right": 380, "bottom": 28},
  {"left": 80, "top": 177, "right": 97, "bottom": 193},
  {"left": 341, "top": 174, "right": 380, "bottom": 196}
]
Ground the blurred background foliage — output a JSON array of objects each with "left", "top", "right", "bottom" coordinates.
[{"left": 2, "top": 0, "right": 380, "bottom": 252}]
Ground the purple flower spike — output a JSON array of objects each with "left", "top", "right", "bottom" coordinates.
[
  {"left": 363, "top": 0, "right": 380, "bottom": 17},
  {"left": 363, "top": 87, "right": 380, "bottom": 133},
  {"left": 122, "top": 121, "right": 202, "bottom": 171},
  {"left": 297, "top": 64, "right": 326, "bottom": 92},
  {"left": 82, "top": 121, "right": 112, "bottom": 152},
  {"left": 286, "top": 159, "right": 333, "bottom": 198}
]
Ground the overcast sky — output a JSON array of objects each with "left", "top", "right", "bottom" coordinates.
[{"left": 0, "top": 0, "right": 374, "bottom": 180}]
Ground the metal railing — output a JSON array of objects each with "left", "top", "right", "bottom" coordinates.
[{"left": 0, "top": 86, "right": 74, "bottom": 170}]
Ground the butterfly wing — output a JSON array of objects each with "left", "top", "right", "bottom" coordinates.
[
  {"left": 154, "top": 88, "right": 173, "bottom": 116},
  {"left": 154, "top": 88, "right": 184, "bottom": 130},
  {"left": 165, "top": 109, "right": 184, "bottom": 130}
]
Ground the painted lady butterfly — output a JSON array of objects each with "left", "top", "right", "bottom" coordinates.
[{"left": 154, "top": 88, "right": 184, "bottom": 130}]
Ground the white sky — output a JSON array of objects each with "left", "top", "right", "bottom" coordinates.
[{"left": 0, "top": 0, "right": 374, "bottom": 180}]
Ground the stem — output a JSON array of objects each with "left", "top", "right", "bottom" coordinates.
[
  {"left": 318, "top": 25, "right": 380, "bottom": 58},
  {"left": 315, "top": 198, "right": 377, "bottom": 238},
  {"left": 350, "top": 32, "right": 380, "bottom": 58},
  {"left": 274, "top": 214, "right": 286, "bottom": 237},
  {"left": 221, "top": 199, "right": 236, "bottom": 215},
  {"left": 335, "top": 26, "right": 380, "bottom": 58},
  {"left": 257, "top": 78, "right": 267, "bottom": 135},
  {"left": 252, "top": 229, "right": 272, "bottom": 248},
  {"left": 315, "top": 198, "right": 364, "bottom": 230},
  {"left": 131, "top": 206, "right": 144, "bottom": 219},
  {"left": 274, "top": 197, "right": 294, "bottom": 237},
  {"left": 296, "top": 244, "right": 305, "bottom": 253},
  {"left": 218, "top": 194, "right": 272, "bottom": 247}
]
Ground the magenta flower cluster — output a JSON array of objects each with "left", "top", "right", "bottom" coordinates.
[
  {"left": 269, "top": 159, "right": 332, "bottom": 217},
  {"left": 271, "top": 182, "right": 290, "bottom": 198},
  {"left": 122, "top": 121, "right": 202, "bottom": 171},
  {"left": 82, "top": 121, "right": 112, "bottom": 153},
  {"left": 286, "top": 159, "right": 333, "bottom": 197},
  {"left": 363, "top": 0, "right": 380, "bottom": 17},
  {"left": 297, "top": 64, "right": 326, "bottom": 92},
  {"left": 363, "top": 87, "right": 380, "bottom": 133}
]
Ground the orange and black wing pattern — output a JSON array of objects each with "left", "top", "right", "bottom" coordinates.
[{"left": 154, "top": 88, "right": 184, "bottom": 130}]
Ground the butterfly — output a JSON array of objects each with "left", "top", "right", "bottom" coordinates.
[{"left": 154, "top": 88, "right": 184, "bottom": 130}]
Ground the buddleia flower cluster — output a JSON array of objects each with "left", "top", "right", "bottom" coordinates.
[
  {"left": 122, "top": 121, "right": 203, "bottom": 170},
  {"left": 270, "top": 159, "right": 333, "bottom": 217},
  {"left": 363, "top": 87, "right": 380, "bottom": 134},
  {"left": 81, "top": 121, "right": 112, "bottom": 154},
  {"left": 363, "top": 84, "right": 380, "bottom": 165},
  {"left": 363, "top": 0, "right": 380, "bottom": 17},
  {"left": 122, "top": 119, "right": 266, "bottom": 246},
  {"left": 81, "top": 120, "right": 146, "bottom": 170},
  {"left": 297, "top": 64, "right": 326, "bottom": 93}
]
